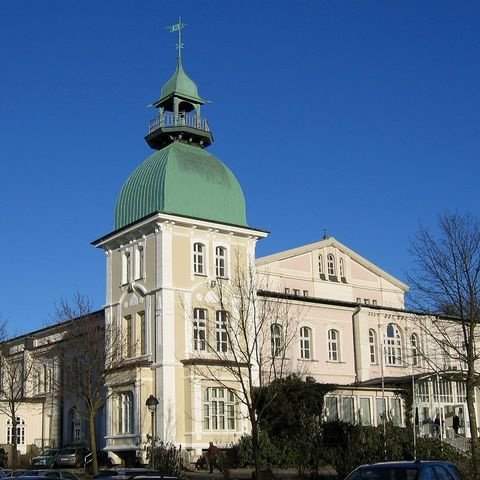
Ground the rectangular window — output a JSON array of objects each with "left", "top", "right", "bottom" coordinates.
[
  {"left": 417, "top": 381, "right": 430, "bottom": 403},
  {"left": 215, "top": 311, "right": 228, "bottom": 353},
  {"left": 433, "top": 378, "right": 453, "bottom": 403},
  {"left": 457, "top": 381, "right": 466, "bottom": 403},
  {"left": 360, "top": 398, "right": 372, "bottom": 425},
  {"left": 118, "top": 392, "right": 134, "bottom": 434},
  {"left": 376, "top": 397, "right": 387, "bottom": 425},
  {"left": 364, "top": 299, "right": 370, "bottom": 304},
  {"left": 203, "top": 387, "right": 235, "bottom": 431},
  {"left": 372, "top": 299, "right": 377, "bottom": 306},
  {"left": 325, "top": 396, "right": 338, "bottom": 421},
  {"left": 284, "top": 288, "right": 290, "bottom": 294},
  {"left": 124, "top": 315, "right": 132, "bottom": 358},
  {"left": 342, "top": 397, "right": 355, "bottom": 424},
  {"left": 293, "top": 289, "right": 300, "bottom": 295},
  {"left": 194, "top": 309, "right": 207, "bottom": 351},
  {"left": 303, "top": 290, "right": 309, "bottom": 296},
  {"left": 215, "top": 246, "right": 227, "bottom": 278},
  {"left": 139, "top": 311, "right": 146, "bottom": 355},
  {"left": 135, "top": 245, "right": 145, "bottom": 279},
  {"left": 390, "top": 397, "right": 402, "bottom": 426}
]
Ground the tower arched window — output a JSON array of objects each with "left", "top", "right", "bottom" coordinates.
[
  {"left": 411, "top": 333, "right": 420, "bottom": 367},
  {"left": 328, "top": 329, "right": 340, "bottom": 361},
  {"left": 327, "top": 254, "right": 336, "bottom": 276},
  {"left": 215, "top": 246, "right": 227, "bottom": 278},
  {"left": 369, "top": 329, "right": 377, "bottom": 364},
  {"left": 271, "top": 324, "right": 283, "bottom": 357},
  {"left": 384, "top": 323, "right": 402, "bottom": 366},
  {"left": 318, "top": 254, "right": 324, "bottom": 276},
  {"left": 193, "top": 243, "right": 205, "bottom": 275},
  {"left": 300, "top": 326, "right": 312, "bottom": 360}
]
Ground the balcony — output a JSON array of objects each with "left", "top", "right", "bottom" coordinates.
[{"left": 148, "top": 112, "right": 210, "bottom": 135}]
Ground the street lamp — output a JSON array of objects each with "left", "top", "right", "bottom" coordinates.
[{"left": 146, "top": 395, "right": 159, "bottom": 467}]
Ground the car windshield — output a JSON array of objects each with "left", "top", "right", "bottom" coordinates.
[
  {"left": 349, "top": 467, "right": 419, "bottom": 480},
  {"left": 41, "top": 451, "right": 58, "bottom": 457}
]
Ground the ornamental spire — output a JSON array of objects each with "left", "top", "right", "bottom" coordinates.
[{"left": 166, "top": 16, "right": 186, "bottom": 62}]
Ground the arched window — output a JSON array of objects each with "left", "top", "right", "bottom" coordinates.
[
  {"left": 118, "top": 391, "right": 134, "bottom": 434},
  {"left": 339, "top": 258, "right": 345, "bottom": 278},
  {"left": 193, "top": 308, "right": 207, "bottom": 351},
  {"left": 271, "top": 324, "right": 283, "bottom": 357},
  {"left": 318, "top": 254, "right": 324, "bottom": 276},
  {"left": 328, "top": 329, "right": 340, "bottom": 361},
  {"left": 384, "top": 323, "right": 402, "bottom": 366},
  {"left": 327, "top": 254, "right": 336, "bottom": 276},
  {"left": 193, "top": 243, "right": 205, "bottom": 275},
  {"left": 300, "top": 326, "right": 312, "bottom": 360},
  {"left": 411, "top": 333, "right": 420, "bottom": 367},
  {"left": 215, "top": 246, "right": 227, "bottom": 278},
  {"left": 369, "top": 329, "right": 377, "bottom": 364},
  {"left": 7, "top": 416, "right": 25, "bottom": 445}
]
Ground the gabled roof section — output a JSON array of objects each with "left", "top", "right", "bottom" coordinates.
[{"left": 256, "top": 237, "right": 409, "bottom": 292}]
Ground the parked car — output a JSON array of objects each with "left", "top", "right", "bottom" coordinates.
[
  {"left": 12, "top": 472, "right": 80, "bottom": 480},
  {"left": 31, "top": 450, "right": 61, "bottom": 469},
  {"left": 93, "top": 470, "right": 162, "bottom": 480},
  {"left": 55, "top": 448, "right": 90, "bottom": 469},
  {"left": 344, "top": 461, "right": 463, "bottom": 480}
]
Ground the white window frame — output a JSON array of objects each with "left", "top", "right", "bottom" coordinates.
[
  {"left": 339, "top": 258, "right": 345, "bottom": 278},
  {"left": 215, "top": 311, "right": 228, "bottom": 353},
  {"left": 215, "top": 246, "right": 228, "bottom": 278},
  {"left": 328, "top": 329, "right": 340, "bottom": 361},
  {"left": 271, "top": 323, "right": 283, "bottom": 357},
  {"left": 193, "top": 242, "right": 206, "bottom": 275},
  {"left": 318, "top": 254, "right": 324, "bottom": 276},
  {"left": 300, "top": 326, "right": 312, "bottom": 360},
  {"left": 203, "top": 387, "right": 236, "bottom": 431},
  {"left": 135, "top": 244, "right": 145, "bottom": 280},
  {"left": 122, "top": 250, "right": 131, "bottom": 285},
  {"left": 384, "top": 323, "right": 402, "bottom": 366},
  {"left": 193, "top": 308, "right": 207, "bottom": 351},
  {"left": 369, "top": 329, "right": 377, "bottom": 364},
  {"left": 118, "top": 391, "right": 134, "bottom": 434},
  {"left": 327, "top": 254, "right": 336, "bottom": 276},
  {"left": 411, "top": 333, "right": 420, "bottom": 367},
  {"left": 7, "top": 416, "right": 25, "bottom": 445}
]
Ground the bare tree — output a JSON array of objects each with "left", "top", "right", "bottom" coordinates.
[
  {"left": 185, "top": 257, "right": 304, "bottom": 477},
  {"left": 0, "top": 320, "right": 38, "bottom": 466},
  {"left": 51, "top": 293, "right": 119, "bottom": 475},
  {"left": 408, "top": 212, "right": 480, "bottom": 478}
]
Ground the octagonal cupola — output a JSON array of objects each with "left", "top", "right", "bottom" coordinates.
[{"left": 145, "top": 19, "right": 213, "bottom": 150}]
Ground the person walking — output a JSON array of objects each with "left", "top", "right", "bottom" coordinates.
[
  {"left": 453, "top": 412, "right": 460, "bottom": 435},
  {"left": 207, "top": 441, "right": 219, "bottom": 474}
]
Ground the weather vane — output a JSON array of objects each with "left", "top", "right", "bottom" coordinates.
[{"left": 166, "top": 16, "right": 186, "bottom": 60}]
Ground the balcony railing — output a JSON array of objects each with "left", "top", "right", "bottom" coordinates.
[{"left": 148, "top": 112, "right": 210, "bottom": 134}]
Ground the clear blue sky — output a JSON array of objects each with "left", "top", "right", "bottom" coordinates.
[{"left": 1, "top": 1, "right": 479, "bottom": 336}]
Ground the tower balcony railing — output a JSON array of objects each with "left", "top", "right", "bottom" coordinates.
[{"left": 148, "top": 112, "right": 210, "bottom": 134}]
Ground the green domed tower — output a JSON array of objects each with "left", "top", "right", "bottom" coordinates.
[
  {"left": 93, "top": 21, "right": 266, "bottom": 465},
  {"left": 114, "top": 27, "right": 247, "bottom": 230}
]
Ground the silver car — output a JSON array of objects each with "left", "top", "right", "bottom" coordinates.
[{"left": 55, "top": 448, "right": 90, "bottom": 468}]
